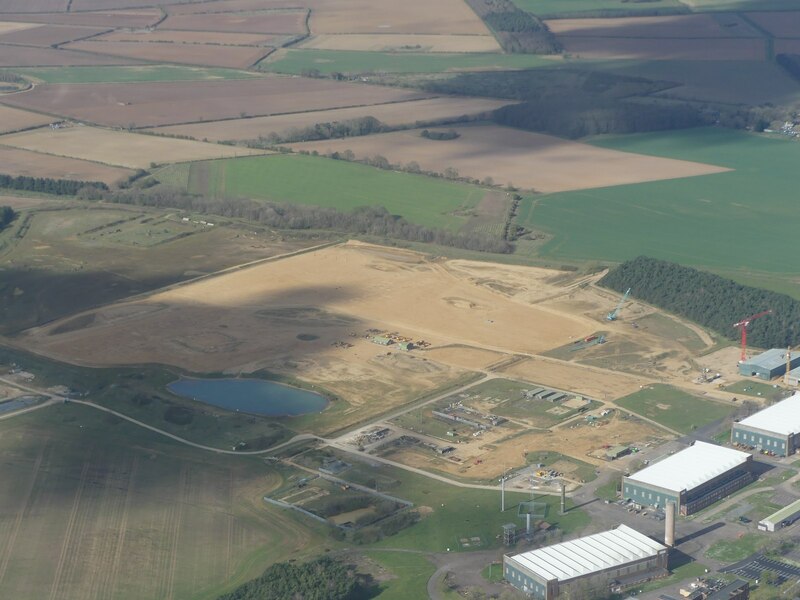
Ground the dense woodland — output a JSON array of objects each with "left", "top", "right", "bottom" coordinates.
[
  {"left": 465, "top": 0, "right": 560, "bottom": 54},
  {"left": 777, "top": 54, "right": 800, "bottom": 83},
  {"left": 96, "top": 186, "right": 515, "bottom": 254},
  {"left": 601, "top": 257, "right": 800, "bottom": 348},
  {"left": 216, "top": 557, "right": 360, "bottom": 600},
  {"left": 0, "top": 206, "right": 15, "bottom": 231},
  {"left": 0, "top": 174, "right": 107, "bottom": 196}
]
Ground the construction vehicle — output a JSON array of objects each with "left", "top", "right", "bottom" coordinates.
[
  {"left": 606, "top": 288, "right": 631, "bottom": 321},
  {"left": 732, "top": 310, "right": 772, "bottom": 362}
]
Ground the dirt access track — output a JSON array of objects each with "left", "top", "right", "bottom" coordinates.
[{"left": 22, "top": 242, "right": 596, "bottom": 373}]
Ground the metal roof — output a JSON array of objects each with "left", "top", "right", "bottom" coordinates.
[
  {"left": 760, "top": 498, "right": 800, "bottom": 526},
  {"left": 626, "top": 441, "right": 750, "bottom": 494},
  {"left": 737, "top": 392, "right": 800, "bottom": 436},
  {"left": 741, "top": 348, "right": 791, "bottom": 370},
  {"left": 507, "top": 524, "right": 665, "bottom": 583}
]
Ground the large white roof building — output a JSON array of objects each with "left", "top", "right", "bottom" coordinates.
[
  {"left": 626, "top": 441, "right": 750, "bottom": 495},
  {"left": 737, "top": 393, "right": 800, "bottom": 437}
]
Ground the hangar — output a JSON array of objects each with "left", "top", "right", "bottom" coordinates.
[
  {"left": 732, "top": 393, "right": 800, "bottom": 456},
  {"left": 738, "top": 348, "right": 800, "bottom": 380},
  {"left": 504, "top": 524, "right": 667, "bottom": 599},
  {"left": 622, "top": 442, "right": 753, "bottom": 516}
]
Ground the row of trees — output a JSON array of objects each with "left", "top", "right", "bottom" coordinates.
[
  {"left": 600, "top": 256, "right": 800, "bottom": 348},
  {"left": 0, "top": 174, "right": 108, "bottom": 196},
  {"left": 237, "top": 116, "right": 390, "bottom": 147},
  {"left": 95, "top": 187, "right": 515, "bottom": 254},
  {"left": 0, "top": 206, "right": 15, "bottom": 231},
  {"left": 217, "top": 557, "right": 359, "bottom": 600}
]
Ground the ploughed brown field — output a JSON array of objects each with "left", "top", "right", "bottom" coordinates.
[
  {"left": 748, "top": 11, "right": 800, "bottom": 38},
  {"left": 160, "top": 10, "right": 308, "bottom": 34},
  {"left": 63, "top": 40, "right": 273, "bottom": 69},
  {"left": 553, "top": 36, "right": 766, "bottom": 61},
  {"left": 0, "top": 24, "right": 108, "bottom": 47},
  {"left": 0, "top": 44, "right": 144, "bottom": 67},
  {"left": 0, "top": 77, "right": 433, "bottom": 127},
  {"left": 0, "top": 9, "right": 163, "bottom": 28},
  {"left": 545, "top": 14, "right": 761, "bottom": 38},
  {"left": 0, "top": 145, "right": 132, "bottom": 184},
  {"left": 0, "top": 0, "right": 67, "bottom": 12},
  {"left": 0, "top": 106, "right": 53, "bottom": 134},
  {"left": 148, "top": 97, "right": 513, "bottom": 141},
  {"left": 289, "top": 124, "right": 731, "bottom": 193},
  {"left": 96, "top": 28, "right": 282, "bottom": 46}
]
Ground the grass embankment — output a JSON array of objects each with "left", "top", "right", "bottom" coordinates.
[
  {"left": 615, "top": 384, "right": 732, "bottom": 433},
  {"left": 262, "top": 49, "right": 554, "bottom": 75},
  {"left": 158, "top": 154, "right": 488, "bottom": 231},
  {"left": 521, "top": 128, "right": 800, "bottom": 297}
]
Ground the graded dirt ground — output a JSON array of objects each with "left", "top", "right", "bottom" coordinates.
[
  {"left": 554, "top": 37, "right": 766, "bottom": 61},
  {"left": 64, "top": 40, "right": 272, "bottom": 69},
  {"left": 21, "top": 243, "right": 596, "bottom": 414},
  {"left": 0, "top": 77, "right": 432, "bottom": 128},
  {"left": 0, "top": 126, "right": 267, "bottom": 169},
  {"left": 0, "top": 403, "right": 321, "bottom": 600},
  {"left": 299, "top": 33, "right": 501, "bottom": 53},
  {"left": 290, "top": 124, "right": 730, "bottom": 193},
  {"left": 0, "top": 105, "right": 53, "bottom": 134},
  {"left": 160, "top": 10, "right": 307, "bottom": 34},
  {"left": 0, "top": 145, "right": 132, "bottom": 183},
  {"left": 149, "top": 97, "right": 512, "bottom": 141},
  {"left": 306, "top": 0, "right": 492, "bottom": 35},
  {"left": 545, "top": 14, "right": 761, "bottom": 38}
]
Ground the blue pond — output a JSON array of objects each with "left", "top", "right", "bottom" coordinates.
[{"left": 167, "top": 378, "right": 327, "bottom": 417}]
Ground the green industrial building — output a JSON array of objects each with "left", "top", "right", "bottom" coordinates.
[
  {"left": 622, "top": 442, "right": 753, "bottom": 516},
  {"left": 738, "top": 348, "right": 800, "bottom": 380},
  {"left": 732, "top": 392, "right": 800, "bottom": 456}
]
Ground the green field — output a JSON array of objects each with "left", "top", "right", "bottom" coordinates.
[
  {"left": 0, "top": 403, "right": 324, "bottom": 600},
  {"left": 723, "top": 380, "right": 790, "bottom": 403},
  {"left": 615, "top": 384, "right": 733, "bottom": 433},
  {"left": 366, "top": 551, "right": 437, "bottom": 600},
  {"left": 521, "top": 128, "right": 800, "bottom": 295},
  {"left": 161, "top": 154, "right": 487, "bottom": 230},
  {"left": 706, "top": 533, "right": 769, "bottom": 562},
  {"left": 3, "top": 65, "right": 260, "bottom": 84},
  {"left": 261, "top": 49, "right": 556, "bottom": 75}
]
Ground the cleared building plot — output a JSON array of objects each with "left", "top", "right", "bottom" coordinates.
[
  {"left": 149, "top": 97, "right": 512, "bottom": 141},
  {"left": 504, "top": 525, "right": 668, "bottom": 599},
  {"left": 299, "top": 33, "right": 501, "bottom": 53},
  {"left": 545, "top": 14, "right": 761, "bottom": 39},
  {"left": 290, "top": 124, "right": 731, "bottom": 193},
  {"left": 554, "top": 37, "right": 766, "bottom": 60},
  {"left": 0, "top": 77, "right": 432, "bottom": 127},
  {"left": 0, "top": 24, "right": 108, "bottom": 47},
  {"left": 0, "top": 126, "right": 266, "bottom": 169},
  {"left": 306, "top": 0, "right": 493, "bottom": 35},
  {"left": 623, "top": 441, "right": 754, "bottom": 515},
  {"left": 748, "top": 11, "right": 800, "bottom": 38},
  {"left": 732, "top": 393, "right": 800, "bottom": 457},
  {"left": 160, "top": 10, "right": 307, "bottom": 35},
  {"left": 96, "top": 28, "right": 282, "bottom": 46},
  {"left": 0, "top": 9, "right": 163, "bottom": 28},
  {"left": 0, "top": 43, "right": 144, "bottom": 67},
  {"left": 0, "top": 146, "right": 132, "bottom": 184},
  {"left": 64, "top": 40, "right": 273, "bottom": 69},
  {"left": 0, "top": 105, "right": 53, "bottom": 134}
]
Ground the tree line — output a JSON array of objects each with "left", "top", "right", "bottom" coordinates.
[
  {"left": 0, "top": 174, "right": 108, "bottom": 196},
  {"left": 600, "top": 256, "right": 800, "bottom": 348},
  {"left": 93, "top": 187, "right": 515, "bottom": 254},
  {"left": 216, "top": 557, "right": 360, "bottom": 600},
  {"left": 0, "top": 206, "right": 15, "bottom": 231}
]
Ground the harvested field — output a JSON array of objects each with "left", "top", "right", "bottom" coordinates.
[
  {"left": 0, "top": 126, "right": 266, "bottom": 169},
  {"left": 545, "top": 14, "right": 761, "bottom": 39},
  {"left": 166, "top": 0, "right": 282, "bottom": 13},
  {"left": 299, "top": 33, "right": 501, "bottom": 53},
  {"left": 0, "top": 76, "right": 432, "bottom": 127},
  {"left": 23, "top": 241, "right": 594, "bottom": 375},
  {"left": 149, "top": 97, "right": 513, "bottom": 141},
  {"left": 64, "top": 40, "right": 272, "bottom": 69},
  {"left": 747, "top": 11, "right": 800, "bottom": 37},
  {"left": 0, "top": 22, "right": 41, "bottom": 34},
  {"left": 0, "top": 146, "right": 132, "bottom": 184},
  {"left": 0, "top": 25, "right": 108, "bottom": 47},
  {"left": 556, "top": 37, "right": 766, "bottom": 61},
  {"left": 161, "top": 10, "right": 307, "bottom": 35},
  {"left": 0, "top": 44, "right": 144, "bottom": 67},
  {"left": 0, "top": 105, "right": 53, "bottom": 134},
  {"left": 307, "top": 0, "right": 492, "bottom": 35},
  {"left": 290, "top": 124, "right": 731, "bottom": 193},
  {"left": 0, "top": 10, "right": 162, "bottom": 28},
  {"left": 97, "top": 28, "right": 282, "bottom": 46}
]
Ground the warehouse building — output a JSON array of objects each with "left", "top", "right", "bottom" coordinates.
[
  {"left": 622, "top": 442, "right": 753, "bottom": 516},
  {"left": 738, "top": 348, "right": 800, "bottom": 380},
  {"left": 758, "top": 498, "right": 800, "bottom": 532},
  {"left": 787, "top": 365, "right": 800, "bottom": 386},
  {"left": 504, "top": 524, "right": 668, "bottom": 599},
  {"left": 732, "top": 393, "right": 800, "bottom": 457}
]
